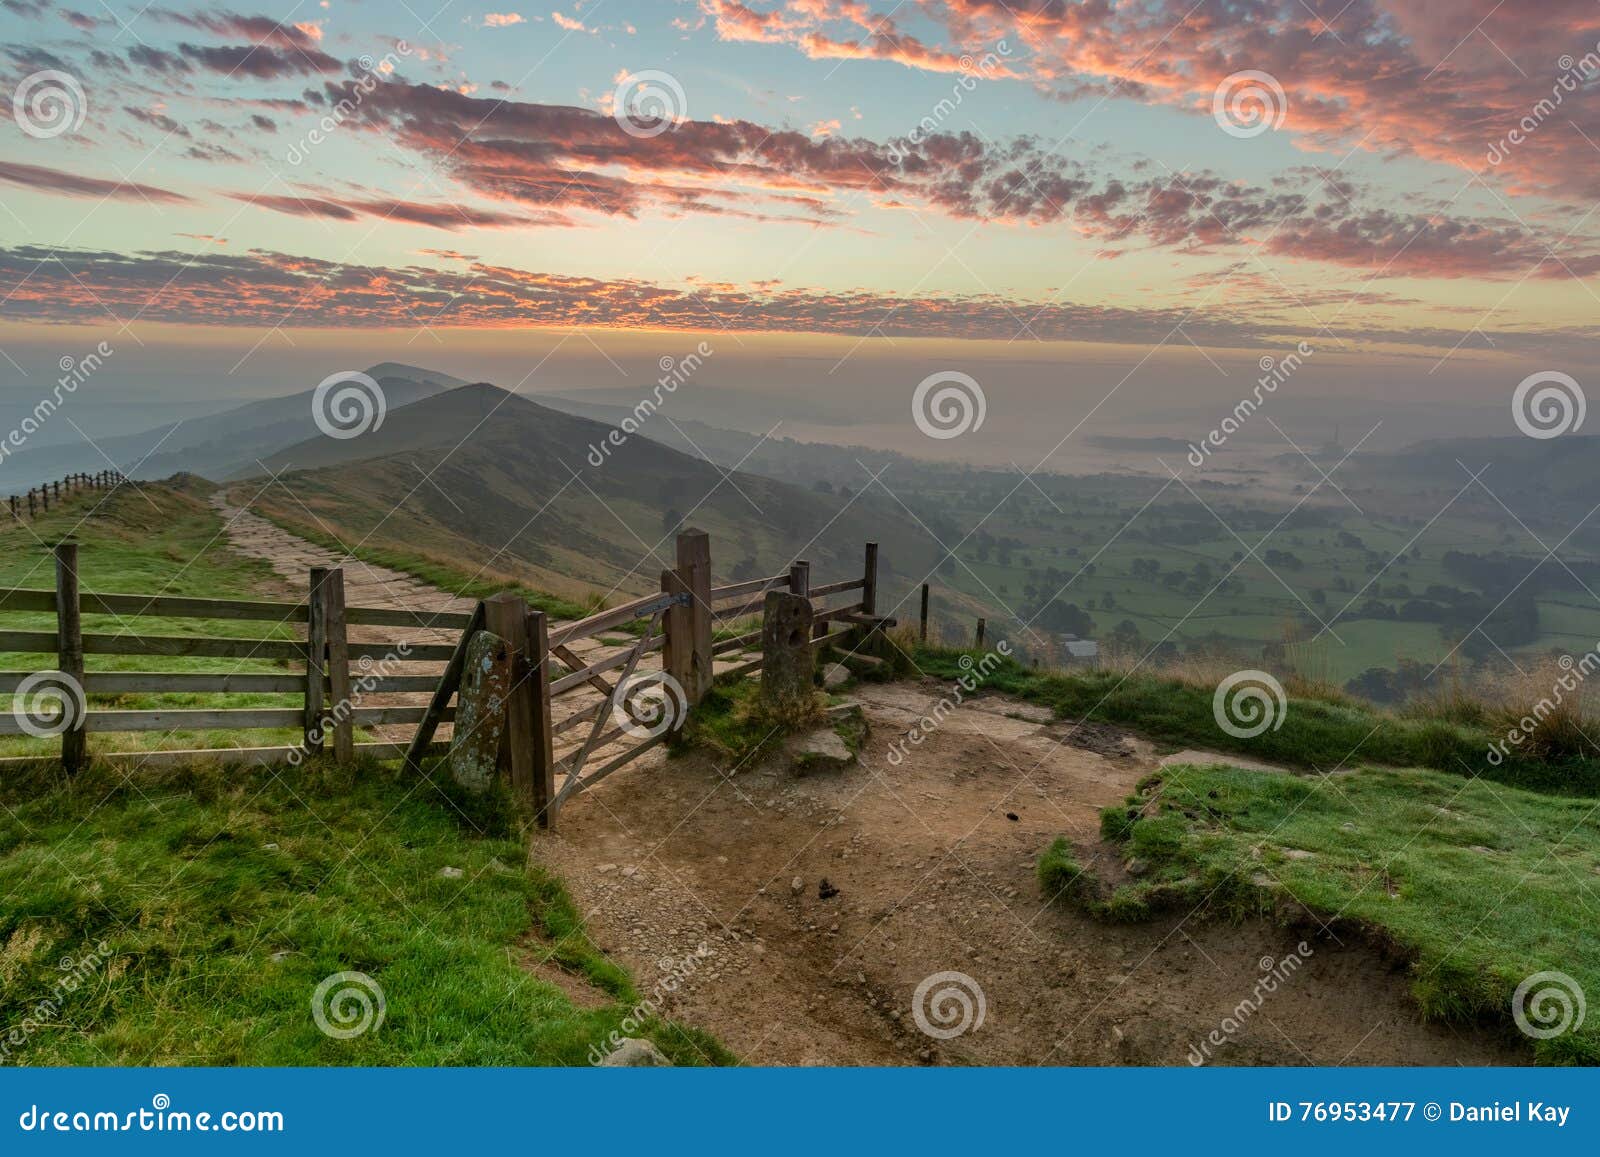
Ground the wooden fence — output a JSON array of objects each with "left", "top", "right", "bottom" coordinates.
[
  {"left": 0, "top": 532, "right": 882, "bottom": 829},
  {"left": 7, "top": 471, "right": 126, "bottom": 521}
]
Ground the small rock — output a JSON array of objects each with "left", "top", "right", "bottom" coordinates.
[
  {"left": 1280, "top": 848, "right": 1314, "bottom": 861},
  {"left": 438, "top": 866, "right": 464, "bottom": 879},
  {"left": 818, "top": 878, "right": 840, "bottom": 900},
  {"left": 622, "top": 865, "right": 639, "bottom": 878},
  {"left": 598, "top": 1038, "right": 671, "bottom": 1067},
  {"left": 1340, "top": 823, "right": 1356, "bottom": 832},
  {"left": 262, "top": 842, "right": 279, "bottom": 851},
  {"left": 597, "top": 863, "right": 619, "bottom": 873},
  {"left": 1124, "top": 857, "right": 1149, "bottom": 877},
  {"left": 822, "top": 663, "right": 852, "bottom": 689},
  {"left": 1005, "top": 812, "right": 1019, "bottom": 822},
  {"left": 269, "top": 950, "right": 294, "bottom": 963},
  {"left": 791, "top": 876, "right": 804, "bottom": 895}
]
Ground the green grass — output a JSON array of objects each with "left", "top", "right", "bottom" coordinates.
[
  {"left": 0, "top": 483, "right": 315, "bottom": 758},
  {"left": 1050, "top": 762, "right": 1600, "bottom": 1064},
  {"left": 0, "top": 756, "right": 731, "bottom": 1065},
  {"left": 910, "top": 644, "right": 1600, "bottom": 795}
]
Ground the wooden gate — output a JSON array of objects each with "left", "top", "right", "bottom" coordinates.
[{"left": 403, "top": 530, "right": 882, "bottom": 829}]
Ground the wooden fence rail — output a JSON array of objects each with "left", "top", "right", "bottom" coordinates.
[
  {"left": 2, "top": 530, "right": 884, "bottom": 833},
  {"left": 5, "top": 471, "right": 127, "bottom": 523}
]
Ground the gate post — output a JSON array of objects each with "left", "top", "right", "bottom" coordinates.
[
  {"left": 323, "top": 568, "right": 354, "bottom": 764},
  {"left": 485, "top": 592, "right": 556, "bottom": 827},
  {"left": 667, "top": 529, "right": 712, "bottom": 704},
  {"left": 862, "top": 541, "right": 878, "bottom": 615},
  {"left": 54, "top": 541, "right": 86, "bottom": 775},
  {"left": 305, "top": 566, "right": 328, "bottom": 755}
]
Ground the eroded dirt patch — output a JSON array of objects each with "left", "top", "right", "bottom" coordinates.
[{"left": 536, "top": 679, "right": 1527, "bottom": 1066}]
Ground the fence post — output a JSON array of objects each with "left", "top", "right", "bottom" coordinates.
[
  {"left": 662, "top": 566, "right": 693, "bottom": 696},
  {"left": 975, "top": 618, "right": 986, "bottom": 648},
  {"left": 919, "top": 582, "right": 930, "bottom": 643},
  {"left": 323, "top": 567, "right": 354, "bottom": 764},
  {"left": 526, "top": 607, "right": 556, "bottom": 828},
  {"left": 54, "top": 541, "right": 86, "bottom": 775},
  {"left": 8, "top": 496, "right": 15, "bottom": 520},
  {"left": 305, "top": 566, "right": 328, "bottom": 755},
  {"left": 27, "top": 490, "right": 36, "bottom": 518},
  {"left": 40, "top": 486, "right": 48, "bottom": 513},
  {"left": 862, "top": 541, "right": 878, "bottom": 615},
  {"left": 484, "top": 592, "right": 540, "bottom": 815},
  {"left": 675, "top": 530, "right": 713, "bottom": 704},
  {"left": 789, "top": 559, "right": 810, "bottom": 598}
]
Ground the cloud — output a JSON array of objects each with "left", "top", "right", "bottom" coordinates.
[
  {"left": 226, "top": 190, "right": 549, "bottom": 230},
  {"left": 149, "top": 8, "right": 326, "bottom": 49},
  {"left": 0, "top": 161, "right": 192, "bottom": 203},
  {"left": 483, "top": 12, "right": 525, "bottom": 27},
  {"left": 0, "top": 243, "right": 1586, "bottom": 357},
  {"left": 711, "top": 1, "right": 1600, "bottom": 204},
  {"left": 322, "top": 77, "right": 1598, "bottom": 278},
  {"left": 177, "top": 42, "right": 342, "bottom": 77}
]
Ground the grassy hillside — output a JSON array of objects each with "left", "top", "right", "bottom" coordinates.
[
  {"left": 0, "top": 479, "right": 318, "bottom": 759},
  {"left": 244, "top": 382, "right": 937, "bottom": 602},
  {"left": 1041, "top": 763, "right": 1599, "bottom": 1064},
  {"left": 0, "top": 757, "right": 727, "bottom": 1064}
]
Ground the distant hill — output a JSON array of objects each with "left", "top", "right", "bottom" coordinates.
[
  {"left": 1, "top": 364, "right": 465, "bottom": 489},
  {"left": 245, "top": 382, "right": 938, "bottom": 601},
  {"left": 1344, "top": 433, "right": 1600, "bottom": 533}
]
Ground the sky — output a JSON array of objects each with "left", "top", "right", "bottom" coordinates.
[{"left": 1, "top": 0, "right": 1598, "bottom": 461}]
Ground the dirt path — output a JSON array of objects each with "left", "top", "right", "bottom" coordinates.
[
  {"left": 537, "top": 680, "right": 1527, "bottom": 1067},
  {"left": 211, "top": 496, "right": 1524, "bottom": 1066}
]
